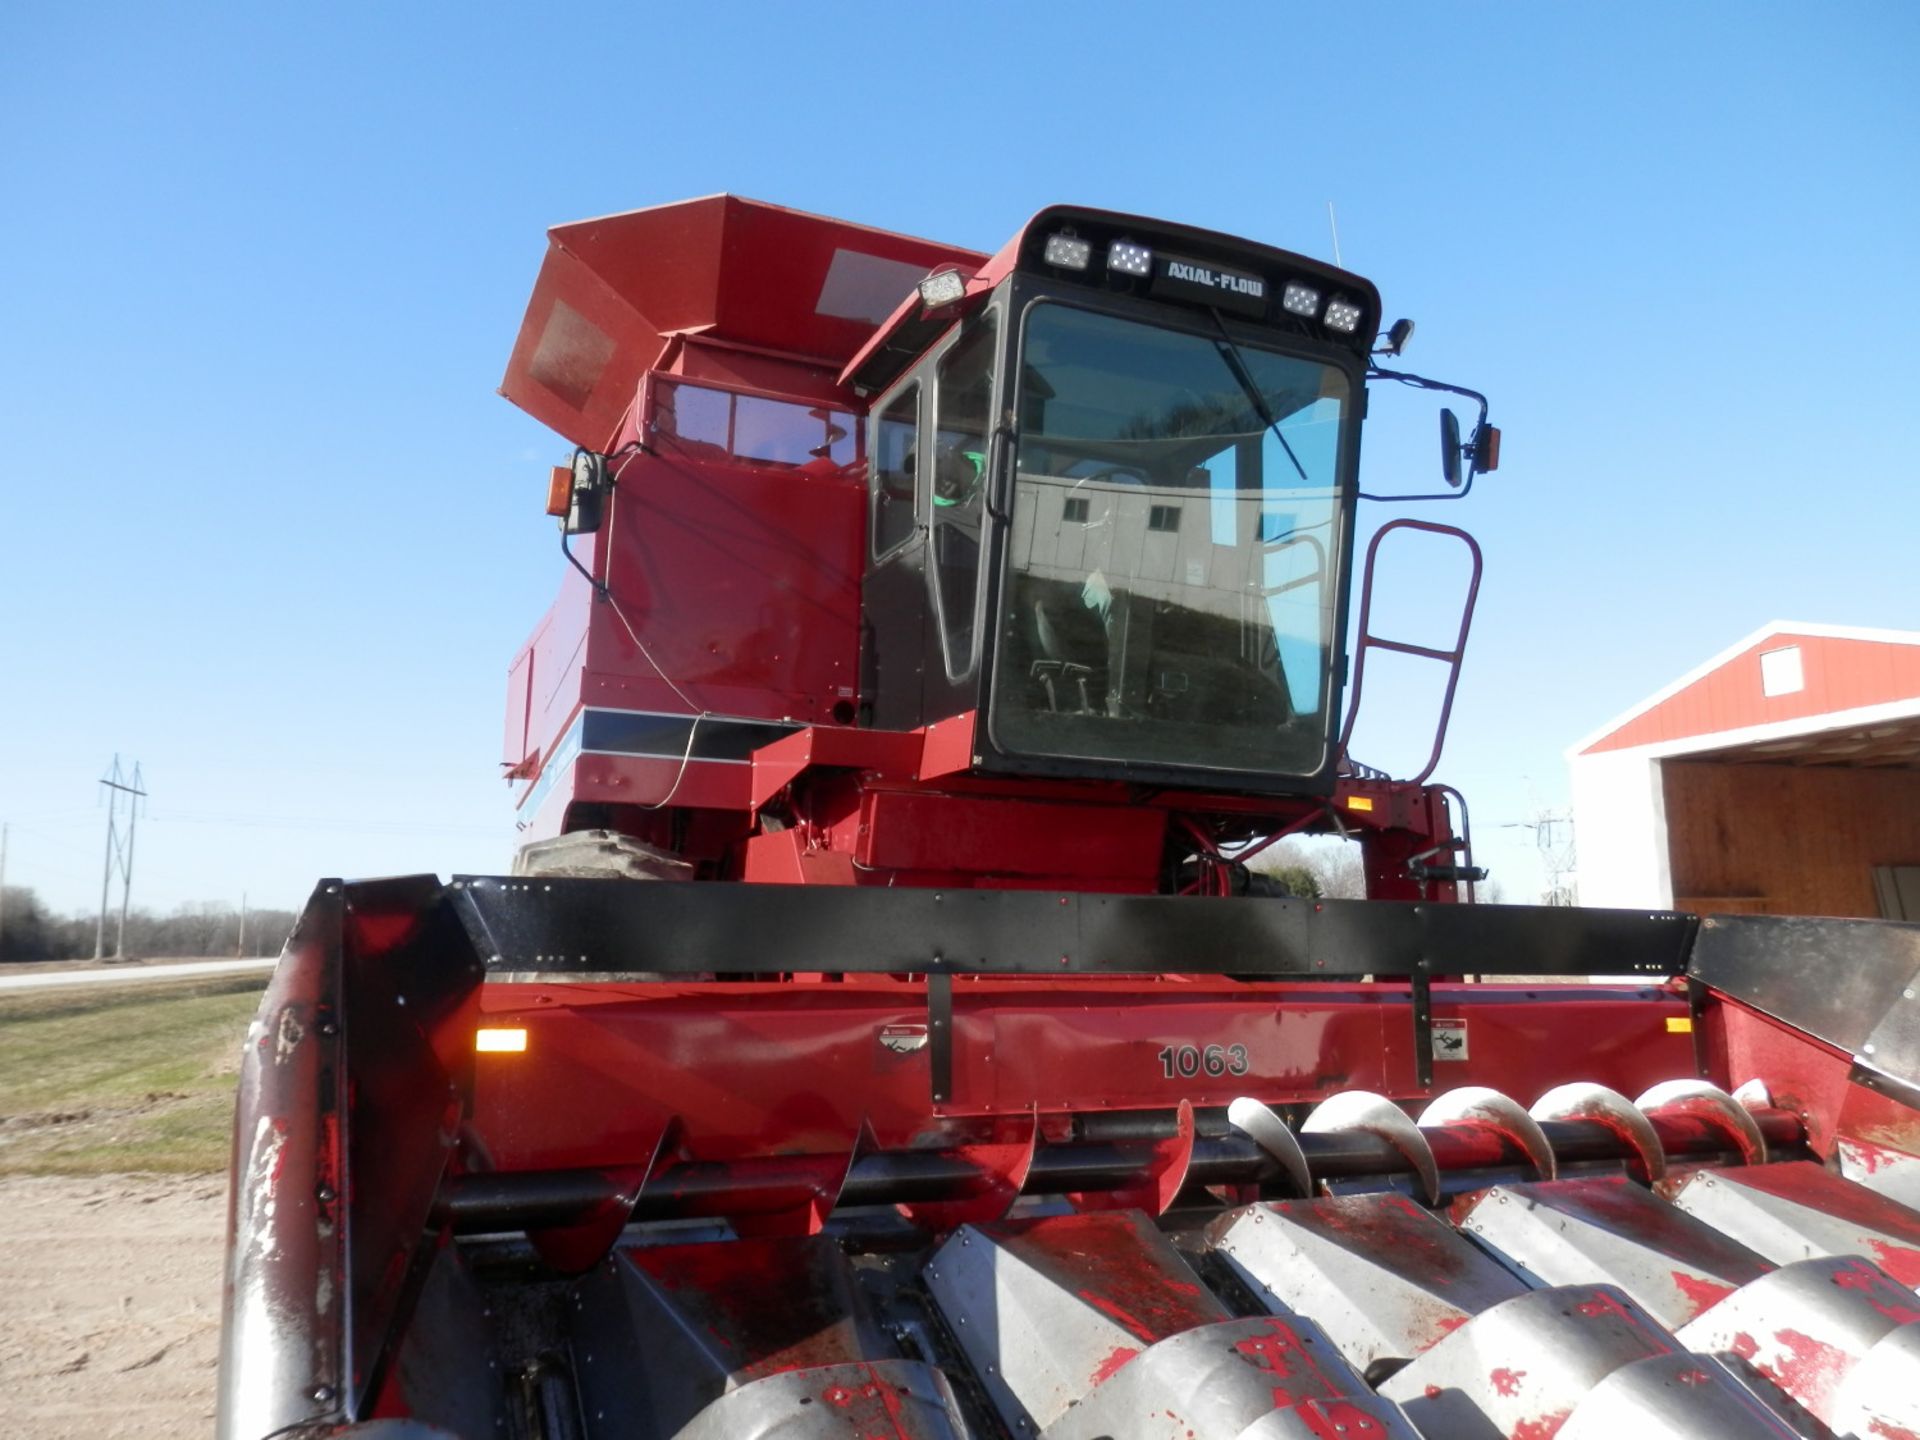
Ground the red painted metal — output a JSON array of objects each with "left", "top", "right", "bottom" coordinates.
[
  {"left": 231, "top": 194, "right": 1920, "bottom": 1438},
  {"left": 1580, "top": 627, "right": 1920, "bottom": 755},
  {"left": 466, "top": 980, "right": 1697, "bottom": 1175},
  {"left": 1071, "top": 1100, "right": 1196, "bottom": 1216},
  {"left": 502, "top": 198, "right": 1474, "bottom": 897},
  {"left": 856, "top": 789, "right": 1167, "bottom": 884},
  {"left": 896, "top": 1111, "right": 1040, "bottom": 1230},
  {"left": 503, "top": 195, "right": 983, "bottom": 449}
]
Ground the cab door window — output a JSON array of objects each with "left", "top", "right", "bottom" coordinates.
[
  {"left": 929, "top": 314, "right": 997, "bottom": 679},
  {"left": 870, "top": 382, "right": 920, "bottom": 559}
]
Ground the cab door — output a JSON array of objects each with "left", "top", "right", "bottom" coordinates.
[
  {"left": 921, "top": 309, "right": 999, "bottom": 725},
  {"left": 861, "top": 379, "right": 929, "bottom": 730},
  {"left": 860, "top": 306, "right": 1003, "bottom": 732}
]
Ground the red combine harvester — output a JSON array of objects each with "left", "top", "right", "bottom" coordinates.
[{"left": 219, "top": 197, "right": 1920, "bottom": 1440}]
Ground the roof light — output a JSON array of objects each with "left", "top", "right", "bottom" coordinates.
[
  {"left": 476, "top": 1027, "right": 528, "bottom": 1053},
  {"left": 1282, "top": 282, "right": 1321, "bottom": 317},
  {"left": 1107, "top": 240, "right": 1153, "bottom": 277},
  {"left": 1324, "top": 296, "right": 1363, "bottom": 333},
  {"left": 1043, "top": 233, "right": 1091, "bottom": 271},
  {"left": 917, "top": 269, "right": 967, "bottom": 309}
]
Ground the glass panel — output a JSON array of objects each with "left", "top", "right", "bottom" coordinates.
[
  {"left": 654, "top": 380, "right": 858, "bottom": 470},
  {"left": 870, "top": 384, "right": 920, "bottom": 557},
  {"left": 734, "top": 394, "right": 855, "bottom": 466},
  {"left": 657, "top": 382, "right": 731, "bottom": 454},
  {"left": 992, "top": 303, "right": 1350, "bottom": 779},
  {"left": 930, "top": 314, "right": 997, "bottom": 678}
]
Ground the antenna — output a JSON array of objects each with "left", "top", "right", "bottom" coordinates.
[{"left": 1327, "top": 201, "right": 1344, "bottom": 268}]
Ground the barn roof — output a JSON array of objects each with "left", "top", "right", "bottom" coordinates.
[{"left": 1569, "top": 622, "right": 1920, "bottom": 760}]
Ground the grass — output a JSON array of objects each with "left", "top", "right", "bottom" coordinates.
[{"left": 0, "top": 975, "right": 266, "bottom": 1176}]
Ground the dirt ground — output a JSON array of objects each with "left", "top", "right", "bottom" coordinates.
[{"left": 0, "top": 1173, "right": 228, "bottom": 1439}]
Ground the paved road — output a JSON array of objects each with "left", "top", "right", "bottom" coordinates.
[{"left": 0, "top": 957, "right": 277, "bottom": 993}]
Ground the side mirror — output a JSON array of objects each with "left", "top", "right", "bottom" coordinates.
[
  {"left": 561, "top": 447, "right": 609, "bottom": 535},
  {"left": 1439, "top": 410, "right": 1463, "bottom": 488}
]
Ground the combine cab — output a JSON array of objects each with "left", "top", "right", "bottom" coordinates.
[{"left": 219, "top": 198, "right": 1920, "bottom": 1439}]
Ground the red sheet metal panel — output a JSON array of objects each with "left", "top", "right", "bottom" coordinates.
[
  {"left": 856, "top": 789, "right": 1167, "bottom": 882},
  {"left": 1583, "top": 630, "right": 1920, "bottom": 755},
  {"left": 466, "top": 980, "right": 1698, "bottom": 1170},
  {"left": 502, "top": 195, "right": 984, "bottom": 448}
]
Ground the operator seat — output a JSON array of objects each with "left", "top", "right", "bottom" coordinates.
[{"left": 1022, "top": 581, "right": 1100, "bottom": 713}]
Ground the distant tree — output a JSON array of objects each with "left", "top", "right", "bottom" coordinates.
[
  {"left": 0, "top": 886, "right": 56, "bottom": 963},
  {"left": 1262, "top": 865, "right": 1323, "bottom": 899},
  {"left": 1250, "top": 838, "right": 1367, "bottom": 900},
  {"left": 0, "top": 887, "right": 298, "bottom": 961}
]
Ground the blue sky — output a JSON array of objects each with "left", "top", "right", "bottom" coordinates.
[{"left": 2, "top": 4, "right": 1915, "bottom": 914}]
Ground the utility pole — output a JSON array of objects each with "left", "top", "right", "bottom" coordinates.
[
  {"left": 94, "top": 757, "right": 147, "bottom": 960},
  {"left": 237, "top": 892, "right": 247, "bottom": 958},
  {"left": 1499, "top": 810, "right": 1578, "bottom": 906},
  {"left": 0, "top": 822, "right": 9, "bottom": 956}
]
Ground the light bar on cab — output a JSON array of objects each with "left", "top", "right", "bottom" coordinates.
[
  {"left": 1043, "top": 234, "right": 1091, "bottom": 271},
  {"left": 917, "top": 269, "right": 967, "bottom": 308},
  {"left": 1282, "top": 281, "right": 1321, "bottom": 318},
  {"left": 1107, "top": 240, "right": 1152, "bottom": 277},
  {"left": 1323, "top": 296, "right": 1363, "bottom": 333}
]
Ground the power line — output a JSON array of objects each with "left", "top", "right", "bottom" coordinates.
[{"left": 94, "top": 756, "right": 147, "bottom": 960}]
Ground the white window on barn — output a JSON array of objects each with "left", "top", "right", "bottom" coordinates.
[{"left": 1759, "top": 645, "right": 1804, "bottom": 697}]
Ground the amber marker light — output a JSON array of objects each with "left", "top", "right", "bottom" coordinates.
[
  {"left": 476, "top": 1027, "right": 529, "bottom": 1053},
  {"left": 546, "top": 466, "right": 572, "bottom": 517}
]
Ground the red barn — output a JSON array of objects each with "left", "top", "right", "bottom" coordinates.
[{"left": 1568, "top": 622, "right": 1920, "bottom": 918}]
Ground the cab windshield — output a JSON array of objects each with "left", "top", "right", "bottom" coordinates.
[{"left": 990, "top": 301, "right": 1352, "bottom": 779}]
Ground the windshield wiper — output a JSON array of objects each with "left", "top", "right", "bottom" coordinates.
[{"left": 1208, "top": 308, "right": 1309, "bottom": 484}]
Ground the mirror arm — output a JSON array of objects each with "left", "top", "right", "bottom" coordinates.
[{"left": 1359, "top": 366, "right": 1496, "bottom": 504}]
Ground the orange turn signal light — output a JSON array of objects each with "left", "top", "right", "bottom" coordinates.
[
  {"left": 545, "top": 466, "right": 572, "bottom": 518},
  {"left": 1477, "top": 425, "right": 1502, "bottom": 474},
  {"left": 476, "top": 1027, "right": 528, "bottom": 1053}
]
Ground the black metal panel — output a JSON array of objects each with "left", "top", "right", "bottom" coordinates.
[
  {"left": 1416, "top": 901, "right": 1695, "bottom": 977},
  {"left": 451, "top": 877, "right": 1695, "bottom": 980},
  {"left": 1688, "top": 914, "right": 1920, "bottom": 1084},
  {"left": 580, "top": 709, "right": 800, "bottom": 762},
  {"left": 927, "top": 971, "right": 953, "bottom": 1104},
  {"left": 1410, "top": 965, "right": 1434, "bottom": 1088}
]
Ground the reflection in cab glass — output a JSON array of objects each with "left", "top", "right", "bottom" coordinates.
[
  {"left": 870, "top": 383, "right": 919, "bottom": 557},
  {"left": 992, "top": 303, "right": 1350, "bottom": 778},
  {"left": 930, "top": 315, "right": 997, "bottom": 678}
]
